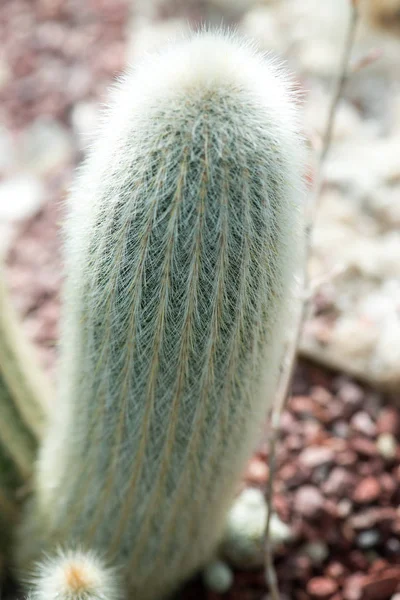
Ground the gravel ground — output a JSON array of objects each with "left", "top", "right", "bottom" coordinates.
[{"left": 1, "top": 1, "right": 400, "bottom": 599}]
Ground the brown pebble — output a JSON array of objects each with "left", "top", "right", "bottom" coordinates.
[
  {"left": 370, "top": 558, "right": 389, "bottom": 573},
  {"left": 290, "top": 395, "right": 315, "bottom": 416},
  {"left": 325, "top": 562, "right": 347, "bottom": 581},
  {"left": 376, "top": 407, "right": 400, "bottom": 436},
  {"left": 286, "top": 434, "right": 304, "bottom": 451},
  {"left": 349, "top": 507, "right": 397, "bottom": 530},
  {"left": 342, "top": 573, "right": 365, "bottom": 600},
  {"left": 279, "top": 410, "right": 299, "bottom": 435},
  {"left": 299, "top": 446, "right": 335, "bottom": 469},
  {"left": 290, "top": 554, "right": 312, "bottom": 579},
  {"left": 310, "top": 385, "right": 333, "bottom": 404},
  {"left": 336, "top": 450, "right": 358, "bottom": 466},
  {"left": 379, "top": 473, "right": 396, "bottom": 500},
  {"left": 361, "top": 569, "right": 400, "bottom": 600},
  {"left": 351, "top": 437, "right": 378, "bottom": 457},
  {"left": 337, "top": 382, "right": 364, "bottom": 412},
  {"left": 294, "top": 485, "right": 324, "bottom": 519},
  {"left": 280, "top": 464, "right": 310, "bottom": 489},
  {"left": 350, "top": 412, "right": 377, "bottom": 437},
  {"left": 246, "top": 457, "right": 268, "bottom": 484},
  {"left": 323, "top": 467, "right": 354, "bottom": 496},
  {"left": 307, "top": 577, "right": 338, "bottom": 599},
  {"left": 353, "top": 476, "right": 381, "bottom": 504},
  {"left": 348, "top": 550, "right": 369, "bottom": 571}
]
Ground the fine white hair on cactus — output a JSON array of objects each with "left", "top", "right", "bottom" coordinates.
[
  {"left": 18, "top": 28, "right": 305, "bottom": 600},
  {"left": 27, "top": 549, "right": 121, "bottom": 600}
]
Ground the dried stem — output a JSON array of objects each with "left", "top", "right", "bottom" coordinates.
[{"left": 264, "top": 3, "right": 360, "bottom": 598}]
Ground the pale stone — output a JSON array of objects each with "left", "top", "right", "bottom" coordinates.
[
  {"left": 203, "top": 561, "right": 233, "bottom": 593},
  {"left": 0, "top": 176, "right": 44, "bottom": 222}
]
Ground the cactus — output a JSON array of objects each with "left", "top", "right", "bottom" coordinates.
[
  {"left": 0, "top": 270, "right": 49, "bottom": 554},
  {"left": 0, "top": 443, "right": 20, "bottom": 548},
  {"left": 0, "top": 272, "right": 48, "bottom": 442},
  {"left": 28, "top": 549, "right": 121, "bottom": 600},
  {"left": 17, "top": 30, "right": 305, "bottom": 599}
]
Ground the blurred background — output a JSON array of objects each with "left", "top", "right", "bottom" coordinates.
[{"left": 0, "top": 1, "right": 399, "bottom": 599}]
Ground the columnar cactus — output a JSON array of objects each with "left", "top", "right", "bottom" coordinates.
[{"left": 18, "top": 31, "right": 304, "bottom": 599}]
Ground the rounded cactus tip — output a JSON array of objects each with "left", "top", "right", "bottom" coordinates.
[{"left": 28, "top": 549, "right": 121, "bottom": 600}]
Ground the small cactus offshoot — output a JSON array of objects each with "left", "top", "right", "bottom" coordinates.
[{"left": 28, "top": 549, "right": 121, "bottom": 600}]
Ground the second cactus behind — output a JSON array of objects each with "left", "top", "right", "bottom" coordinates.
[{"left": 18, "top": 31, "right": 305, "bottom": 600}]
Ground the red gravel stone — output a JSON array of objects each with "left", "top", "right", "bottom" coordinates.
[
  {"left": 350, "top": 412, "right": 377, "bottom": 437},
  {"left": 307, "top": 577, "right": 338, "bottom": 599},
  {"left": 310, "top": 386, "right": 333, "bottom": 405},
  {"left": 349, "top": 507, "right": 397, "bottom": 530},
  {"left": 352, "top": 477, "right": 381, "bottom": 504},
  {"left": 337, "top": 382, "right": 364, "bottom": 413},
  {"left": 323, "top": 467, "right": 354, "bottom": 496},
  {"left": 290, "top": 395, "right": 315, "bottom": 417},
  {"left": 342, "top": 573, "right": 365, "bottom": 600},
  {"left": 370, "top": 559, "right": 389, "bottom": 574},
  {"left": 299, "top": 446, "right": 335, "bottom": 469},
  {"left": 280, "top": 464, "right": 311, "bottom": 489},
  {"left": 376, "top": 407, "right": 400, "bottom": 436},
  {"left": 246, "top": 457, "right": 268, "bottom": 485},
  {"left": 325, "top": 562, "right": 348, "bottom": 580},
  {"left": 361, "top": 569, "right": 400, "bottom": 600},
  {"left": 294, "top": 485, "right": 324, "bottom": 519},
  {"left": 336, "top": 449, "right": 358, "bottom": 466},
  {"left": 379, "top": 473, "right": 396, "bottom": 500},
  {"left": 348, "top": 550, "right": 369, "bottom": 571},
  {"left": 350, "top": 437, "right": 378, "bottom": 457}
]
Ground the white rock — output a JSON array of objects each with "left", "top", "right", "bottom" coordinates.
[
  {"left": 0, "top": 176, "right": 44, "bottom": 222},
  {"left": 374, "top": 317, "right": 400, "bottom": 383},
  {"left": 302, "top": 541, "right": 329, "bottom": 565},
  {"left": 221, "top": 488, "right": 293, "bottom": 569},
  {"left": 369, "top": 187, "right": 400, "bottom": 227},
  {"left": 331, "top": 316, "right": 378, "bottom": 358},
  {"left": 203, "top": 561, "right": 233, "bottom": 593},
  {"left": 376, "top": 433, "right": 397, "bottom": 460}
]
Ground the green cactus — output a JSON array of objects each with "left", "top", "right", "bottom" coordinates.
[
  {"left": 0, "top": 271, "right": 49, "bottom": 555},
  {"left": 0, "top": 443, "right": 20, "bottom": 549},
  {"left": 17, "top": 31, "right": 304, "bottom": 599},
  {"left": 0, "top": 274, "right": 49, "bottom": 441}
]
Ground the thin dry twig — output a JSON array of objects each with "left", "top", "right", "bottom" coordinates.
[{"left": 264, "top": 3, "right": 360, "bottom": 599}]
